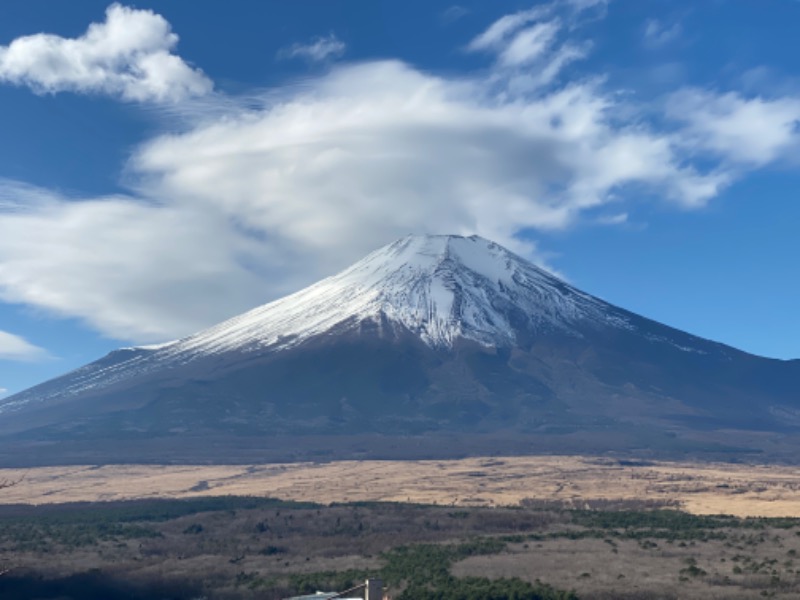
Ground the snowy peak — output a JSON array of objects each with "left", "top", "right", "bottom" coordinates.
[
  {"left": 332, "top": 234, "right": 588, "bottom": 347},
  {"left": 347, "top": 234, "right": 519, "bottom": 287},
  {"left": 158, "top": 234, "right": 624, "bottom": 357}
]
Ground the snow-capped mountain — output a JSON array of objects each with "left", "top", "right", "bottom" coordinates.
[
  {"left": 143, "top": 234, "right": 636, "bottom": 354},
  {"left": 1, "top": 234, "right": 798, "bottom": 465}
]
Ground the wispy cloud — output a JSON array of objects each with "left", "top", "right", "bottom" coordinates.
[
  {"left": 643, "top": 19, "right": 682, "bottom": 48},
  {"left": 442, "top": 5, "right": 470, "bottom": 23},
  {"left": 467, "top": 7, "right": 551, "bottom": 53},
  {"left": 667, "top": 89, "right": 800, "bottom": 166},
  {"left": 597, "top": 213, "right": 628, "bottom": 226},
  {"left": 0, "top": 3, "right": 212, "bottom": 102},
  {"left": 278, "top": 33, "right": 345, "bottom": 63},
  {"left": 0, "top": 330, "right": 48, "bottom": 362},
  {"left": 467, "top": 4, "right": 592, "bottom": 91},
  {"left": 566, "top": 0, "right": 609, "bottom": 11}
]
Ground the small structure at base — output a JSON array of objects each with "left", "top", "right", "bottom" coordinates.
[
  {"left": 365, "top": 579, "right": 383, "bottom": 600},
  {"left": 283, "top": 579, "right": 383, "bottom": 600},
  {"left": 283, "top": 594, "right": 339, "bottom": 600}
]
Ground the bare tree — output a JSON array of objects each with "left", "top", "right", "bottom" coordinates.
[{"left": 0, "top": 473, "right": 24, "bottom": 490}]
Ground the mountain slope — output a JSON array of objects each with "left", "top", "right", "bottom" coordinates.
[{"left": 1, "top": 234, "right": 798, "bottom": 464}]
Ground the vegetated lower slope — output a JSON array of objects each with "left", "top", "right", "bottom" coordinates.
[
  {"left": 2, "top": 497, "right": 800, "bottom": 599},
  {"left": 1, "top": 234, "right": 798, "bottom": 463}
]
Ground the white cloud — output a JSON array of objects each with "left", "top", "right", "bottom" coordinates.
[
  {"left": 134, "top": 59, "right": 721, "bottom": 252},
  {"left": 0, "top": 182, "right": 281, "bottom": 342},
  {"left": 566, "top": 0, "right": 609, "bottom": 11},
  {"left": 467, "top": 6, "right": 590, "bottom": 92},
  {"left": 643, "top": 19, "right": 682, "bottom": 48},
  {"left": 0, "top": 4, "right": 793, "bottom": 344},
  {"left": 667, "top": 89, "right": 800, "bottom": 166},
  {"left": 0, "top": 3, "right": 212, "bottom": 102},
  {"left": 596, "top": 212, "right": 628, "bottom": 225},
  {"left": 0, "top": 388, "right": 7, "bottom": 395},
  {"left": 0, "top": 330, "right": 47, "bottom": 362},
  {"left": 468, "top": 7, "right": 550, "bottom": 53},
  {"left": 498, "top": 21, "right": 562, "bottom": 68},
  {"left": 278, "top": 34, "right": 345, "bottom": 63},
  {"left": 466, "top": 0, "right": 606, "bottom": 54},
  {"left": 442, "top": 6, "right": 470, "bottom": 23}
]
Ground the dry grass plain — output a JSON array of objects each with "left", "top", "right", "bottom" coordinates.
[{"left": 3, "top": 455, "right": 800, "bottom": 517}]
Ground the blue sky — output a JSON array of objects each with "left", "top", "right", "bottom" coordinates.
[{"left": 1, "top": 0, "right": 800, "bottom": 396}]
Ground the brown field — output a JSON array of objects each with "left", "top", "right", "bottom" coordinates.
[{"left": 3, "top": 455, "right": 800, "bottom": 517}]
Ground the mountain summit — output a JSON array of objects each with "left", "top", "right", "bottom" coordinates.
[
  {"left": 139, "top": 233, "right": 629, "bottom": 354},
  {"left": 1, "top": 234, "right": 799, "bottom": 465}
]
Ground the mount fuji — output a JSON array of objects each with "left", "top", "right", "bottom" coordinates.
[{"left": 1, "top": 234, "right": 799, "bottom": 465}]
